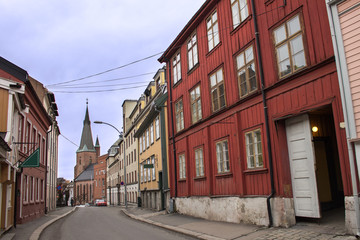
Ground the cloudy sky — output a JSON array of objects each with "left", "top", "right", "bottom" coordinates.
[{"left": 0, "top": 0, "right": 205, "bottom": 180}]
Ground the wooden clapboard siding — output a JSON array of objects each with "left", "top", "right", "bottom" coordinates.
[
  {"left": 163, "top": 0, "right": 352, "bottom": 199},
  {"left": 0, "top": 88, "right": 9, "bottom": 132},
  {"left": 338, "top": 0, "right": 360, "bottom": 138}
]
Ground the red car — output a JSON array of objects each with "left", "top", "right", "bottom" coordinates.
[{"left": 95, "top": 199, "right": 107, "bottom": 206}]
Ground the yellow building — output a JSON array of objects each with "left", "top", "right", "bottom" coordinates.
[{"left": 134, "top": 67, "right": 170, "bottom": 210}]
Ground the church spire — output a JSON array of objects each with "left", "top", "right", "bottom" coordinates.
[{"left": 77, "top": 100, "right": 95, "bottom": 153}]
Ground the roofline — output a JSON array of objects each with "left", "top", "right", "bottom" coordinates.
[
  {"left": 158, "top": 0, "right": 217, "bottom": 63},
  {"left": 0, "top": 56, "right": 28, "bottom": 83}
]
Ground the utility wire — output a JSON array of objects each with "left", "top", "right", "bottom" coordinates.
[
  {"left": 60, "top": 134, "right": 79, "bottom": 147},
  {"left": 48, "top": 72, "right": 156, "bottom": 88},
  {"left": 46, "top": 52, "right": 163, "bottom": 87},
  {"left": 52, "top": 84, "right": 148, "bottom": 93},
  {"left": 49, "top": 81, "right": 149, "bottom": 89},
  {"left": 46, "top": 3, "right": 284, "bottom": 90}
]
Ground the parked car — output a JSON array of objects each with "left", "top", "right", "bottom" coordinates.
[{"left": 95, "top": 199, "right": 107, "bottom": 206}]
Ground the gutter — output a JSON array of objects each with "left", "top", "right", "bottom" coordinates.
[
  {"left": 45, "top": 123, "right": 53, "bottom": 214},
  {"left": 166, "top": 61, "right": 178, "bottom": 199},
  {"left": 251, "top": 0, "right": 276, "bottom": 227}
]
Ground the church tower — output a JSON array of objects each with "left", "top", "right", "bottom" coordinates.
[{"left": 74, "top": 101, "right": 97, "bottom": 179}]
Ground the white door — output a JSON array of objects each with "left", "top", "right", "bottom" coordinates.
[{"left": 286, "top": 114, "right": 321, "bottom": 218}]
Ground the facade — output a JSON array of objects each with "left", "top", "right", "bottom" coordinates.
[
  {"left": 28, "top": 77, "right": 60, "bottom": 213},
  {"left": 106, "top": 138, "right": 121, "bottom": 205},
  {"left": 67, "top": 181, "right": 74, "bottom": 206},
  {"left": 326, "top": 0, "right": 360, "bottom": 234},
  {"left": 122, "top": 100, "right": 139, "bottom": 205},
  {"left": 159, "top": 0, "right": 357, "bottom": 233},
  {"left": 94, "top": 153, "right": 107, "bottom": 202},
  {"left": 134, "top": 68, "right": 170, "bottom": 210},
  {"left": 0, "top": 57, "right": 27, "bottom": 230},
  {"left": 74, "top": 103, "right": 103, "bottom": 205}
]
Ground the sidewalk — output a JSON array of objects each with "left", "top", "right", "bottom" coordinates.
[
  {"left": 0, "top": 206, "right": 75, "bottom": 240},
  {"left": 122, "top": 206, "right": 358, "bottom": 240}
]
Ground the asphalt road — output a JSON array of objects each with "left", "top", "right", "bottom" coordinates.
[{"left": 40, "top": 206, "right": 197, "bottom": 240}]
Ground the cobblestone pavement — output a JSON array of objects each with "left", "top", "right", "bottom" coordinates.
[{"left": 254, "top": 229, "right": 356, "bottom": 240}]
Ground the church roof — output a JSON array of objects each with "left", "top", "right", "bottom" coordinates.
[
  {"left": 77, "top": 103, "right": 96, "bottom": 153},
  {"left": 75, "top": 164, "right": 94, "bottom": 181}
]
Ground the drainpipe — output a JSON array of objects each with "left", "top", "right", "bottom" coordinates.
[
  {"left": 326, "top": 1, "right": 360, "bottom": 236},
  {"left": 167, "top": 60, "right": 178, "bottom": 200},
  {"left": 45, "top": 123, "right": 53, "bottom": 214},
  {"left": 251, "top": 0, "right": 276, "bottom": 227}
]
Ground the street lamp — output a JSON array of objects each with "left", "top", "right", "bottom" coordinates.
[{"left": 94, "top": 120, "right": 127, "bottom": 208}]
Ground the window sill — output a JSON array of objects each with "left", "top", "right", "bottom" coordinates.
[
  {"left": 194, "top": 176, "right": 206, "bottom": 181},
  {"left": 230, "top": 15, "right": 252, "bottom": 36},
  {"left": 173, "top": 79, "right": 183, "bottom": 88},
  {"left": 244, "top": 168, "right": 268, "bottom": 175},
  {"left": 206, "top": 42, "right": 222, "bottom": 58},
  {"left": 187, "top": 63, "right": 200, "bottom": 76},
  {"left": 215, "top": 172, "right": 233, "bottom": 178},
  {"left": 178, "top": 179, "right": 186, "bottom": 182}
]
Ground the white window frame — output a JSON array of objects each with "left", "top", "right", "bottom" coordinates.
[
  {"left": 210, "top": 68, "right": 226, "bottom": 112},
  {"left": 190, "top": 85, "right": 202, "bottom": 124},
  {"left": 155, "top": 116, "right": 160, "bottom": 140},
  {"left": 173, "top": 52, "right": 182, "bottom": 85},
  {"left": 195, "top": 148, "right": 204, "bottom": 177},
  {"left": 150, "top": 123, "right": 154, "bottom": 144},
  {"left": 179, "top": 154, "right": 186, "bottom": 179},
  {"left": 207, "top": 10, "right": 220, "bottom": 52},
  {"left": 175, "top": 99, "right": 184, "bottom": 132},
  {"left": 151, "top": 155, "right": 156, "bottom": 181},
  {"left": 230, "top": 0, "right": 249, "bottom": 29},
  {"left": 187, "top": 32, "right": 199, "bottom": 70},
  {"left": 245, "top": 128, "right": 263, "bottom": 169},
  {"left": 216, "top": 140, "right": 230, "bottom": 173}
]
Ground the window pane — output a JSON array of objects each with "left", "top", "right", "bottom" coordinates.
[
  {"left": 210, "top": 75, "right": 216, "bottom": 87},
  {"left": 248, "top": 63, "right": 256, "bottom": 91},
  {"left": 240, "top": 0, "right": 248, "bottom": 22},
  {"left": 287, "top": 15, "right": 301, "bottom": 36},
  {"left": 239, "top": 69, "right": 247, "bottom": 96},
  {"left": 219, "top": 84, "right": 225, "bottom": 108},
  {"left": 245, "top": 46, "right": 253, "bottom": 62},
  {"left": 274, "top": 25, "right": 286, "bottom": 44},
  {"left": 232, "top": 2, "right": 240, "bottom": 28},
  {"left": 214, "top": 24, "right": 220, "bottom": 46},
  {"left": 236, "top": 53, "right": 245, "bottom": 69},
  {"left": 279, "top": 60, "right": 291, "bottom": 77},
  {"left": 277, "top": 44, "right": 289, "bottom": 62},
  {"left": 193, "top": 45, "right": 198, "bottom": 65}
]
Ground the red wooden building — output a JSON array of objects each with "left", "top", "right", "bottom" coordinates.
[{"left": 159, "top": 0, "right": 357, "bottom": 232}]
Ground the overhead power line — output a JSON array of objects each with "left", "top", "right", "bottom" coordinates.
[
  {"left": 46, "top": 52, "right": 164, "bottom": 87},
  {"left": 52, "top": 84, "right": 148, "bottom": 94},
  {"left": 60, "top": 134, "right": 79, "bottom": 147}
]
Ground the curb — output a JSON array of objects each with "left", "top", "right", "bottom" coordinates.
[
  {"left": 122, "top": 209, "right": 225, "bottom": 240},
  {"left": 29, "top": 207, "right": 77, "bottom": 240}
]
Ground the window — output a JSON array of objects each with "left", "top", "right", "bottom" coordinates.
[
  {"left": 187, "top": 32, "right": 198, "bottom": 70},
  {"left": 245, "top": 129, "right": 263, "bottom": 168},
  {"left": 195, "top": 148, "right": 204, "bottom": 177},
  {"left": 142, "top": 134, "right": 145, "bottom": 152},
  {"left": 210, "top": 68, "right": 226, "bottom": 112},
  {"left": 18, "top": 115, "right": 24, "bottom": 151},
  {"left": 30, "top": 177, "right": 34, "bottom": 202},
  {"left": 140, "top": 136, "right": 143, "bottom": 153},
  {"left": 151, "top": 155, "right": 156, "bottom": 181},
  {"left": 190, "top": 85, "right": 202, "bottom": 124},
  {"left": 179, "top": 154, "right": 186, "bottom": 179},
  {"left": 23, "top": 175, "right": 28, "bottom": 202},
  {"left": 175, "top": 99, "right": 184, "bottom": 132},
  {"left": 147, "top": 159, "right": 151, "bottom": 181},
  {"left": 216, "top": 140, "right": 230, "bottom": 173},
  {"left": 173, "top": 52, "right": 182, "bottom": 85},
  {"left": 273, "top": 14, "right": 306, "bottom": 78},
  {"left": 231, "top": 0, "right": 249, "bottom": 28},
  {"left": 143, "top": 162, "right": 147, "bottom": 182},
  {"left": 41, "top": 179, "right": 44, "bottom": 200},
  {"left": 236, "top": 45, "right": 257, "bottom": 98},
  {"left": 150, "top": 123, "right": 154, "bottom": 144},
  {"left": 155, "top": 116, "right": 160, "bottom": 140},
  {"left": 146, "top": 129, "right": 149, "bottom": 148},
  {"left": 207, "top": 10, "right": 220, "bottom": 51}
]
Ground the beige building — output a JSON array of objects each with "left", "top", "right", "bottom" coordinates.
[
  {"left": 134, "top": 68, "right": 170, "bottom": 210},
  {"left": 106, "top": 138, "right": 121, "bottom": 205},
  {"left": 122, "top": 100, "right": 138, "bottom": 205},
  {"left": 326, "top": 0, "right": 360, "bottom": 235}
]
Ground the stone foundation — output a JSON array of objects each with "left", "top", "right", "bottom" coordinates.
[
  {"left": 345, "top": 196, "right": 360, "bottom": 235},
  {"left": 141, "top": 190, "right": 170, "bottom": 211},
  {"left": 175, "top": 196, "right": 295, "bottom": 227}
]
